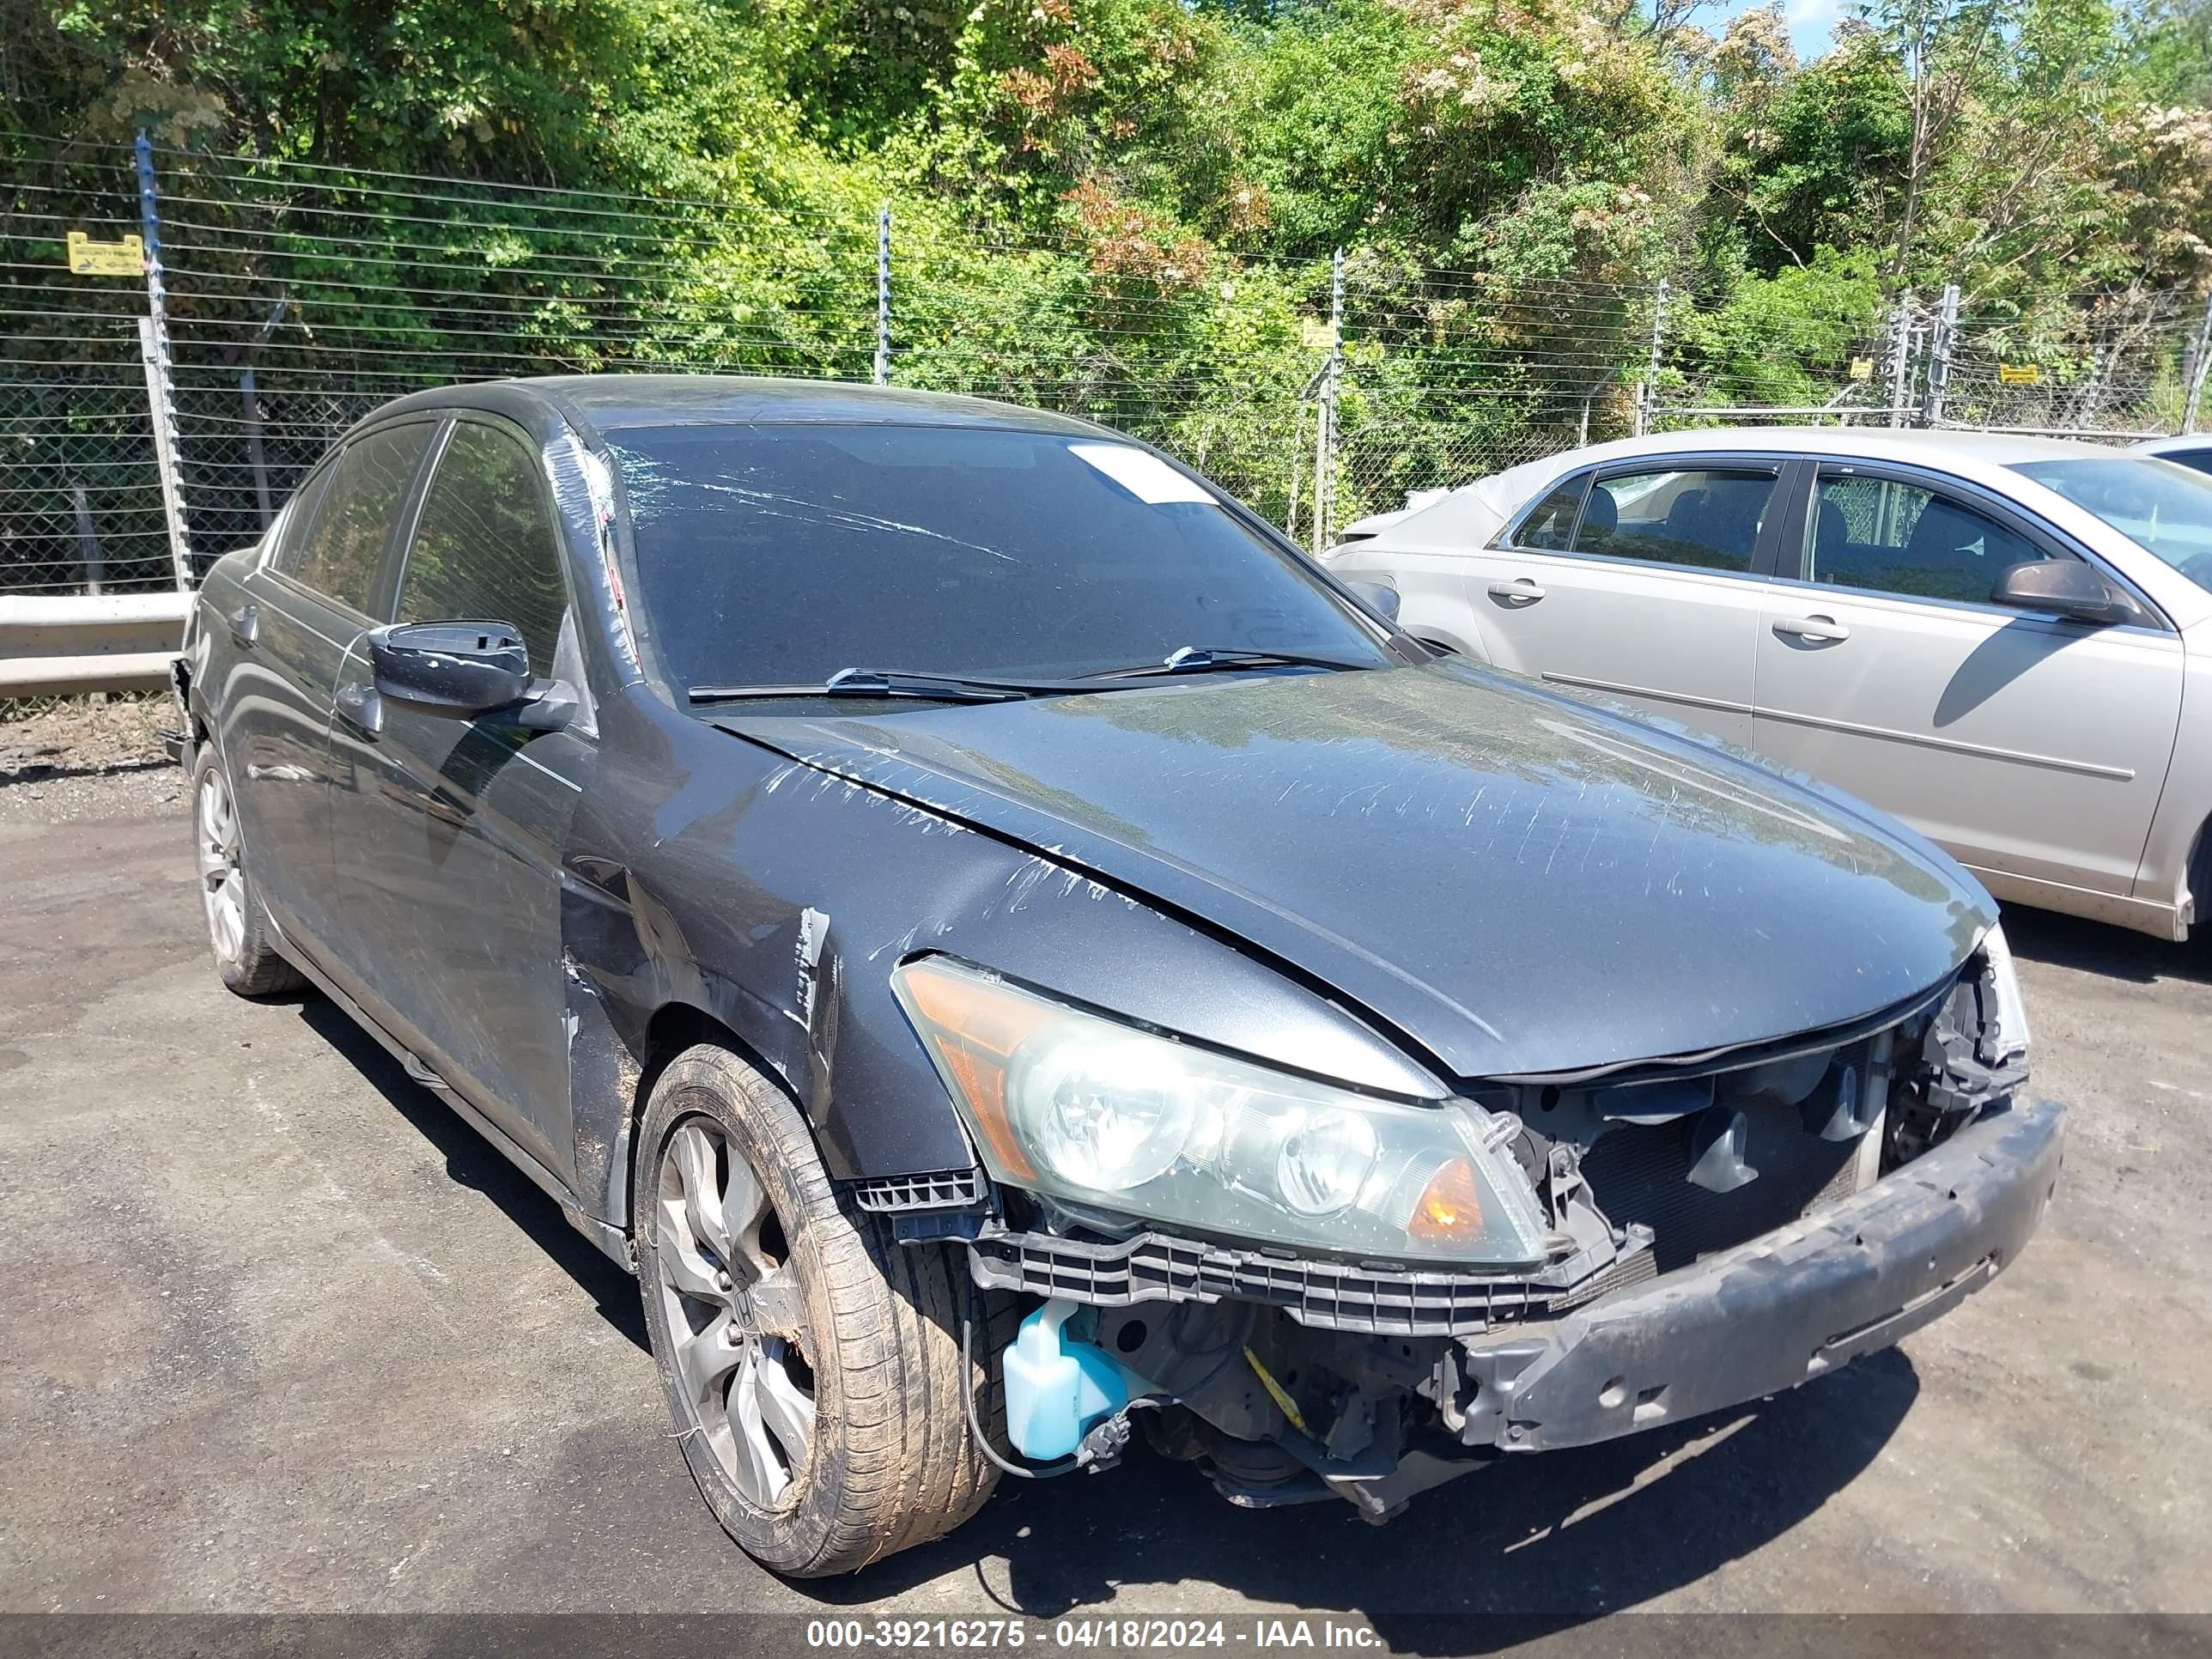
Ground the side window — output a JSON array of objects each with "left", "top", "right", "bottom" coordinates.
[
  {"left": 277, "top": 425, "right": 434, "bottom": 613},
  {"left": 1510, "top": 473, "right": 1589, "bottom": 550},
  {"left": 1575, "top": 467, "right": 1777, "bottom": 574},
  {"left": 264, "top": 464, "right": 331, "bottom": 566},
  {"left": 1805, "top": 471, "right": 2051, "bottom": 604},
  {"left": 398, "top": 423, "right": 569, "bottom": 678}
]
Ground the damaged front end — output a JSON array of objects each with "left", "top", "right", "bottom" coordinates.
[{"left": 873, "top": 930, "right": 2057, "bottom": 1521}]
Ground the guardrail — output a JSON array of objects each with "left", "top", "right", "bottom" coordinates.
[{"left": 0, "top": 592, "right": 187, "bottom": 700}]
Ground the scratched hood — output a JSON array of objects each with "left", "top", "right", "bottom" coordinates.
[{"left": 717, "top": 662, "right": 1992, "bottom": 1080}]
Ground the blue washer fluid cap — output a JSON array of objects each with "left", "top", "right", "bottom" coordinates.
[{"left": 1000, "top": 1298, "right": 1149, "bottom": 1462}]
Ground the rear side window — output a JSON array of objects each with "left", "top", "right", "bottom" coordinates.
[
  {"left": 398, "top": 423, "right": 570, "bottom": 677},
  {"left": 1576, "top": 467, "right": 1777, "bottom": 574},
  {"left": 278, "top": 425, "right": 434, "bottom": 613},
  {"left": 1804, "top": 471, "right": 2051, "bottom": 603},
  {"left": 1511, "top": 474, "right": 1589, "bottom": 550},
  {"left": 264, "top": 465, "right": 333, "bottom": 568},
  {"left": 2154, "top": 448, "right": 2212, "bottom": 478}
]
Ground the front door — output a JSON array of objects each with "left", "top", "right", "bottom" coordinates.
[
  {"left": 1461, "top": 459, "right": 1790, "bottom": 746},
  {"left": 1751, "top": 463, "right": 2184, "bottom": 897},
  {"left": 326, "top": 416, "right": 587, "bottom": 1174},
  {"left": 222, "top": 422, "right": 438, "bottom": 954}
]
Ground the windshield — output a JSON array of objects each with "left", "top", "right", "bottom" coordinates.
[
  {"left": 604, "top": 422, "right": 1392, "bottom": 696},
  {"left": 2010, "top": 458, "right": 2212, "bottom": 592}
]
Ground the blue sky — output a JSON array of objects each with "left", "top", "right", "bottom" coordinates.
[{"left": 1698, "top": 0, "right": 1856, "bottom": 58}]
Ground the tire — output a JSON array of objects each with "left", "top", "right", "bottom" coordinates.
[
  {"left": 189, "top": 743, "right": 306, "bottom": 999},
  {"left": 635, "top": 1043, "right": 1019, "bottom": 1576}
]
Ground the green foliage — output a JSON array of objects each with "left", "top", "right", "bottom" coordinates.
[
  {"left": 5, "top": 0, "right": 2209, "bottom": 535},
  {"left": 1668, "top": 247, "right": 1888, "bottom": 406}
]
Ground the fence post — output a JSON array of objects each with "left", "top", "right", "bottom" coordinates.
[
  {"left": 1886, "top": 290, "right": 1917, "bottom": 428},
  {"left": 1636, "top": 278, "right": 1669, "bottom": 437},
  {"left": 2183, "top": 290, "right": 2212, "bottom": 435},
  {"left": 72, "top": 485, "right": 105, "bottom": 595},
  {"left": 135, "top": 131, "right": 193, "bottom": 590},
  {"left": 1311, "top": 247, "right": 1343, "bottom": 555},
  {"left": 1922, "top": 283, "right": 1960, "bottom": 428},
  {"left": 239, "top": 294, "right": 290, "bottom": 527},
  {"left": 873, "top": 206, "right": 892, "bottom": 387}
]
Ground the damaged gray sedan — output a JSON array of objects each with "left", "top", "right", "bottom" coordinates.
[{"left": 170, "top": 376, "right": 2063, "bottom": 1576}]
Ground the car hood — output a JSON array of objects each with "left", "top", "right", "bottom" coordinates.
[{"left": 714, "top": 663, "right": 1991, "bottom": 1081}]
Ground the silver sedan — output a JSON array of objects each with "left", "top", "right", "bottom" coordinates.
[{"left": 1325, "top": 428, "right": 2212, "bottom": 939}]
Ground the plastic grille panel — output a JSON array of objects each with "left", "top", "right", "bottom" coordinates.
[
  {"left": 850, "top": 1167, "right": 987, "bottom": 1214},
  {"left": 968, "top": 1228, "right": 1656, "bottom": 1338}
]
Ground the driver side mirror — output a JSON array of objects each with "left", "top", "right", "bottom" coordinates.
[
  {"left": 369, "top": 621, "right": 574, "bottom": 730},
  {"left": 1345, "top": 580, "right": 1402, "bottom": 624},
  {"left": 1989, "top": 561, "right": 2137, "bottom": 627}
]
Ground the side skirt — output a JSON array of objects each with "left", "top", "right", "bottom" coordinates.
[{"left": 1965, "top": 861, "right": 2182, "bottom": 941}]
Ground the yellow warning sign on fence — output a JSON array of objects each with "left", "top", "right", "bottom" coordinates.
[
  {"left": 1300, "top": 319, "right": 1339, "bottom": 349},
  {"left": 64, "top": 230, "right": 143, "bottom": 276},
  {"left": 1849, "top": 357, "right": 1875, "bottom": 381},
  {"left": 1997, "top": 363, "right": 2042, "bottom": 386}
]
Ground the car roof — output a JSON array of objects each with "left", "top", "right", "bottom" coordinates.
[
  {"left": 2133, "top": 433, "right": 2212, "bottom": 456},
  {"left": 360, "top": 373, "right": 1110, "bottom": 441},
  {"left": 1535, "top": 426, "right": 2133, "bottom": 468}
]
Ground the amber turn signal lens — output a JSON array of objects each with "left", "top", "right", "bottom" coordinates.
[
  {"left": 1407, "top": 1157, "right": 1485, "bottom": 1241},
  {"left": 896, "top": 960, "right": 1053, "bottom": 1181}
]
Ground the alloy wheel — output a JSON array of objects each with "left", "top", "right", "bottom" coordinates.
[
  {"left": 196, "top": 763, "right": 247, "bottom": 964},
  {"left": 653, "top": 1118, "right": 817, "bottom": 1510}
]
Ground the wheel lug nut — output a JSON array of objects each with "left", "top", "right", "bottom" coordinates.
[{"left": 716, "top": 1272, "right": 732, "bottom": 1291}]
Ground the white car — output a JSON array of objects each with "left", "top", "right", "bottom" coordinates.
[{"left": 1325, "top": 428, "right": 2212, "bottom": 939}]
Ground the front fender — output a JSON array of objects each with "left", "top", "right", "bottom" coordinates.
[{"left": 563, "top": 690, "right": 1449, "bottom": 1225}]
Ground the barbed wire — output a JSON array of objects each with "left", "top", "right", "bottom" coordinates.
[{"left": 5, "top": 135, "right": 2208, "bottom": 606}]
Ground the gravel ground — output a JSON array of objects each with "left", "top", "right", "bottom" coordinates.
[
  {"left": 2, "top": 767, "right": 2208, "bottom": 1638},
  {"left": 0, "top": 693, "right": 167, "bottom": 778}
]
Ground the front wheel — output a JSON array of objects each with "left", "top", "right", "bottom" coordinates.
[{"left": 635, "top": 1044, "right": 1015, "bottom": 1576}]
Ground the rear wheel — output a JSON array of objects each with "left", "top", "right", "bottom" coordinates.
[
  {"left": 190, "top": 744, "right": 304, "bottom": 998},
  {"left": 635, "top": 1043, "right": 1015, "bottom": 1576}
]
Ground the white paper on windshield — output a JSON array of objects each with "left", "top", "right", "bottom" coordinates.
[{"left": 1067, "top": 442, "right": 1218, "bottom": 505}]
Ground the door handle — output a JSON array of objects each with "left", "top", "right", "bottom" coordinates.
[
  {"left": 1487, "top": 578, "right": 1547, "bottom": 605},
  {"left": 335, "top": 681, "right": 383, "bottom": 738},
  {"left": 227, "top": 604, "right": 258, "bottom": 648},
  {"left": 1774, "top": 614, "right": 1850, "bottom": 643}
]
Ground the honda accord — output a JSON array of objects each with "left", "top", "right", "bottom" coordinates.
[{"left": 170, "top": 377, "right": 2063, "bottom": 1575}]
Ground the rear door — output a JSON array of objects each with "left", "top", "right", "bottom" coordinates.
[
  {"left": 1459, "top": 457, "right": 1790, "bottom": 745},
  {"left": 1751, "top": 462, "right": 2183, "bottom": 896},
  {"left": 326, "top": 416, "right": 587, "bottom": 1172},
  {"left": 223, "top": 421, "right": 438, "bottom": 953}
]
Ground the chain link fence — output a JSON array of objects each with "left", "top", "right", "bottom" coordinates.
[
  {"left": 3, "top": 149, "right": 177, "bottom": 599},
  {"left": 8, "top": 135, "right": 2212, "bottom": 757}
]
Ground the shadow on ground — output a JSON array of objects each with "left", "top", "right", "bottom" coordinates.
[
  {"left": 2002, "top": 902, "right": 2212, "bottom": 986},
  {"left": 295, "top": 994, "right": 648, "bottom": 1352},
  {"left": 807, "top": 1349, "right": 1915, "bottom": 1643}
]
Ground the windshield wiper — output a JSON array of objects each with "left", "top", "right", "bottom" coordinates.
[
  {"left": 1078, "top": 645, "right": 1372, "bottom": 681},
  {"left": 689, "top": 651, "right": 1370, "bottom": 706},
  {"left": 689, "top": 667, "right": 1068, "bottom": 706}
]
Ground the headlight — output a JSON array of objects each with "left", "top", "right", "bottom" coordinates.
[
  {"left": 1978, "top": 923, "right": 2031, "bottom": 1066},
  {"left": 891, "top": 957, "right": 1550, "bottom": 1267}
]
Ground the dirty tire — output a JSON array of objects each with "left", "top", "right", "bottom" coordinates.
[
  {"left": 190, "top": 743, "right": 305, "bottom": 999},
  {"left": 635, "top": 1042, "right": 1018, "bottom": 1577}
]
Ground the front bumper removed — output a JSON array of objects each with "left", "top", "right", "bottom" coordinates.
[{"left": 1444, "top": 1094, "right": 2066, "bottom": 1452}]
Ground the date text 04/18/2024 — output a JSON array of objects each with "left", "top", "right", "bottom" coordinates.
[{"left": 803, "top": 1620, "right": 1385, "bottom": 1650}]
